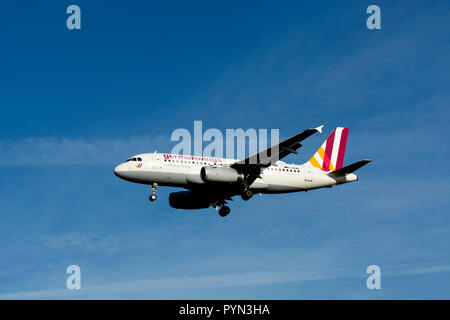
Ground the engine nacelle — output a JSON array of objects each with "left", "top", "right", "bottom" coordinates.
[
  {"left": 169, "top": 191, "right": 210, "bottom": 210},
  {"left": 200, "top": 166, "right": 244, "bottom": 183}
]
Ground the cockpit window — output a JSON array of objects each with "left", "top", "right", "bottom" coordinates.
[{"left": 124, "top": 157, "right": 142, "bottom": 162}]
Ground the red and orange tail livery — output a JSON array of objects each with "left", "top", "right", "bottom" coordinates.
[{"left": 307, "top": 127, "right": 349, "bottom": 172}]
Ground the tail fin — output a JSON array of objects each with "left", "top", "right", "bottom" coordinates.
[{"left": 307, "top": 127, "right": 349, "bottom": 171}]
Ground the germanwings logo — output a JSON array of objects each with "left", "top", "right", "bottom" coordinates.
[
  {"left": 308, "top": 127, "right": 349, "bottom": 172},
  {"left": 135, "top": 163, "right": 142, "bottom": 168}
]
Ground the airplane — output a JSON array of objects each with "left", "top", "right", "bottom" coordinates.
[{"left": 114, "top": 126, "right": 371, "bottom": 217}]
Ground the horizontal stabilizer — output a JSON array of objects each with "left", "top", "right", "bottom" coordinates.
[{"left": 328, "top": 159, "right": 371, "bottom": 177}]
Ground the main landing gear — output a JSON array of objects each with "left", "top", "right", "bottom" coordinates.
[
  {"left": 219, "top": 205, "right": 230, "bottom": 217},
  {"left": 149, "top": 183, "right": 157, "bottom": 202},
  {"left": 240, "top": 181, "right": 253, "bottom": 201},
  {"left": 241, "top": 189, "right": 253, "bottom": 201}
]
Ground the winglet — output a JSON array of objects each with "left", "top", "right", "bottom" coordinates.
[{"left": 315, "top": 125, "right": 324, "bottom": 133}]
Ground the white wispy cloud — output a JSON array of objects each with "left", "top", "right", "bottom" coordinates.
[
  {"left": 0, "top": 268, "right": 347, "bottom": 299},
  {"left": 35, "top": 232, "right": 126, "bottom": 255},
  {"left": 0, "top": 135, "right": 168, "bottom": 167},
  {"left": 2, "top": 262, "right": 449, "bottom": 299}
]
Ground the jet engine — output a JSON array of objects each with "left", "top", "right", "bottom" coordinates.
[
  {"left": 169, "top": 191, "right": 210, "bottom": 210},
  {"left": 200, "top": 166, "right": 244, "bottom": 183}
]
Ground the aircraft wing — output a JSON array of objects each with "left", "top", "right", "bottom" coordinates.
[{"left": 230, "top": 125, "right": 323, "bottom": 183}]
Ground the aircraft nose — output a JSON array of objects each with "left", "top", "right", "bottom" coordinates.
[{"left": 114, "top": 163, "right": 126, "bottom": 178}]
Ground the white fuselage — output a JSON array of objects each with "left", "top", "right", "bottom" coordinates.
[{"left": 114, "top": 153, "right": 358, "bottom": 194}]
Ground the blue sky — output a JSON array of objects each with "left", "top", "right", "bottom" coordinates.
[{"left": 0, "top": 0, "right": 449, "bottom": 299}]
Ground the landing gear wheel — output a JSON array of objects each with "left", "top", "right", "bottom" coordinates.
[
  {"left": 219, "top": 206, "right": 230, "bottom": 217},
  {"left": 241, "top": 189, "right": 253, "bottom": 201},
  {"left": 149, "top": 183, "right": 157, "bottom": 202}
]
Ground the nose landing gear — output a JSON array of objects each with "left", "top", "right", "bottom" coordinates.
[{"left": 149, "top": 183, "right": 157, "bottom": 202}]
